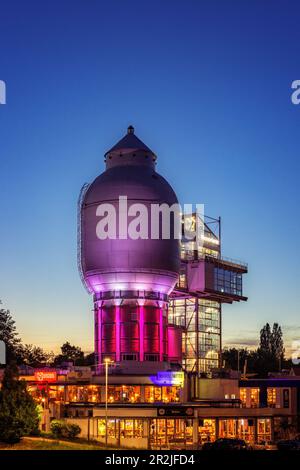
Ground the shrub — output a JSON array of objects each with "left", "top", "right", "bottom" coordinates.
[
  {"left": 0, "top": 364, "right": 40, "bottom": 443},
  {"left": 50, "top": 420, "right": 81, "bottom": 439},
  {"left": 66, "top": 424, "right": 81, "bottom": 439},
  {"left": 50, "top": 420, "right": 64, "bottom": 438}
]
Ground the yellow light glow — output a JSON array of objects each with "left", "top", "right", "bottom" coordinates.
[{"left": 201, "top": 235, "right": 219, "bottom": 245}]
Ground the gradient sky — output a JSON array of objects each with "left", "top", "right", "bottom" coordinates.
[{"left": 0, "top": 0, "right": 299, "bottom": 355}]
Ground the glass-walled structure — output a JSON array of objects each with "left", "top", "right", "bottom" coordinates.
[
  {"left": 27, "top": 383, "right": 182, "bottom": 405},
  {"left": 169, "top": 213, "right": 247, "bottom": 374},
  {"left": 168, "top": 298, "right": 221, "bottom": 373}
]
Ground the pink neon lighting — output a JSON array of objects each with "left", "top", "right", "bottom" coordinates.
[
  {"left": 139, "top": 305, "right": 144, "bottom": 361},
  {"left": 159, "top": 308, "right": 163, "bottom": 361},
  {"left": 116, "top": 306, "right": 120, "bottom": 361}
]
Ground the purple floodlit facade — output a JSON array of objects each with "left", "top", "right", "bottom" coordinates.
[{"left": 78, "top": 126, "right": 181, "bottom": 366}]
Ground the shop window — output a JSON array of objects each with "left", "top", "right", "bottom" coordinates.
[
  {"left": 107, "top": 385, "right": 141, "bottom": 403},
  {"left": 219, "top": 419, "right": 236, "bottom": 438},
  {"left": 48, "top": 386, "right": 65, "bottom": 402},
  {"left": 120, "top": 419, "right": 144, "bottom": 438},
  {"left": 150, "top": 419, "right": 193, "bottom": 449},
  {"left": 198, "top": 419, "right": 216, "bottom": 443},
  {"left": 145, "top": 386, "right": 180, "bottom": 403},
  {"left": 237, "top": 419, "right": 255, "bottom": 443},
  {"left": 240, "top": 388, "right": 247, "bottom": 407},
  {"left": 67, "top": 385, "right": 101, "bottom": 403},
  {"left": 250, "top": 388, "right": 259, "bottom": 408},
  {"left": 257, "top": 419, "right": 271, "bottom": 442},
  {"left": 267, "top": 388, "right": 277, "bottom": 408},
  {"left": 162, "top": 386, "right": 180, "bottom": 403},
  {"left": 145, "top": 386, "right": 162, "bottom": 402},
  {"left": 98, "top": 419, "right": 117, "bottom": 438}
]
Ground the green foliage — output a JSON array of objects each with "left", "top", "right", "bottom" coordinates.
[
  {"left": 67, "top": 424, "right": 81, "bottom": 439},
  {"left": 54, "top": 342, "right": 84, "bottom": 366},
  {"left": 223, "top": 322, "right": 286, "bottom": 377},
  {"left": 0, "top": 304, "right": 21, "bottom": 363},
  {"left": 50, "top": 420, "right": 64, "bottom": 438},
  {"left": 50, "top": 420, "right": 81, "bottom": 439},
  {"left": 0, "top": 364, "right": 40, "bottom": 443},
  {"left": 0, "top": 301, "right": 51, "bottom": 366},
  {"left": 18, "top": 344, "right": 53, "bottom": 367}
]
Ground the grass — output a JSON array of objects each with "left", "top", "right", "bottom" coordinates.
[{"left": 0, "top": 436, "right": 107, "bottom": 451}]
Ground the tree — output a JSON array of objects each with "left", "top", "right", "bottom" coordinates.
[
  {"left": 259, "top": 323, "right": 272, "bottom": 355},
  {"left": 0, "top": 363, "right": 39, "bottom": 443},
  {"left": 0, "top": 304, "right": 21, "bottom": 363},
  {"left": 83, "top": 352, "right": 95, "bottom": 366},
  {"left": 271, "top": 323, "right": 284, "bottom": 362},
  {"left": 54, "top": 342, "right": 84, "bottom": 366},
  {"left": 18, "top": 344, "right": 53, "bottom": 367},
  {"left": 257, "top": 322, "right": 285, "bottom": 374},
  {"left": 222, "top": 348, "right": 259, "bottom": 374},
  {"left": 222, "top": 348, "right": 249, "bottom": 370}
]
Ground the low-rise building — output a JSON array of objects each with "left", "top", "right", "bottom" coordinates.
[{"left": 18, "top": 366, "right": 300, "bottom": 449}]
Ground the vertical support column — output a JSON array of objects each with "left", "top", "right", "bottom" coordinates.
[
  {"left": 94, "top": 302, "right": 102, "bottom": 369},
  {"left": 254, "top": 417, "right": 258, "bottom": 443},
  {"left": 215, "top": 418, "right": 219, "bottom": 439},
  {"left": 184, "top": 299, "right": 188, "bottom": 371},
  {"left": 115, "top": 303, "right": 121, "bottom": 362},
  {"left": 270, "top": 417, "right": 275, "bottom": 442},
  {"left": 195, "top": 297, "right": 199, "bottom": 375},
  {"left": 159, "top": 304, "right": 164, "bottom": 362},
  {"left": 219, "top": 303, "right": 222, "bottom": 368},
  {"left": 139, "top": 303, "right": 144, "bottom": 362},
  {"left": 193, "top": 416, "right": 199, "bottom": 448},
  {"left": 94, "top": 306, "right": 98, "bottom": 363},
  {"left": 246, "top": 388, "right": 251, "bottom": 408}
]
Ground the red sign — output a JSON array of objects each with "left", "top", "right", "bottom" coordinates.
[{"left": 34, "top": 371, "right": 57, "bottom": 382}]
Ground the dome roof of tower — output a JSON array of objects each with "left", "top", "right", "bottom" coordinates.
[{"left": 105, "top": 125, "right": 155, "bottom": 156}]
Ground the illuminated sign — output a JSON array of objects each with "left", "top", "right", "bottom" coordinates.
[
  {"left": 34, "top": 371, "right": 57, "bottom": 382},
  {"left": 157, "top": 406, "right": 194, "bottom": 417},
  {"left": 152, "top": 371, "right": 184, "bottom": 387}
]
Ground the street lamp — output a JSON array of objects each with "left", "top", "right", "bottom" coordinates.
[
  {"left": 91, "top": 358, "right": 115, "bottom": 447},
  {"left": 104, "top": 357, "right": 112, "bottom": 448}
]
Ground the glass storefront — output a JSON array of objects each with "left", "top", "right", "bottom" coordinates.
[
  {"left": 257, "top": 418, "right": 271, "bottom": 442},
  {"left": 29, "top": 383, "right": 182, "bottom": 404},
  {"left": 267, "top": 388, "right": 276, "bottom": 408},
  {"left": 144, "top": 386, "right": 180, "bottom": 403},
  {"left": 236, "top": 419, "right": 255, "bottom": 443},
  {"left": 27, "top": 385, "right": 65, "bottom": 404},
  {"left": 240, "top": 388, "right": 247, "bottom": 407},
  {"left": 97, "top": 418, "right": 146, "bottom": 439},
  {"left": 107, "top": 385, "right": 141, "bottom": 403},
  {"left": 95, "top": 416, "right": 274, "bottom": 447},
  {"left": 68, "top": 385, "right": 101, "bottom": 402},
  {"left": 219, "top": 419, "right": 237, "bottom": 438},
  {"left": 150, "top": 418, "right": 193, "bottom": 449},
  {"left": 250, "top": 388, "right": 259, "bottom": 408},
  {"left": 198, "top": 419, "right": 216, "bottom": 443},
  {"left": 120, "top": 419, "right": 144, "bottom": 438}
]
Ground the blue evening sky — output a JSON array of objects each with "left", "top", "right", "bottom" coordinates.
[{"left": 0, "top": 0, "right": 299, "bottom": 354}]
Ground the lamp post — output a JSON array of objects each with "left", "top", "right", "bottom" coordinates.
[
  {"left": 104, "top": 358, "right": 111, "bottom": 448},
  {"left": 91, "top": 358, "right": 115, "bottom": 447}
]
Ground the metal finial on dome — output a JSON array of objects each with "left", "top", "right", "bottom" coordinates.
[{"left": 127, "top": 125, "right": 134, "bottom": 134}]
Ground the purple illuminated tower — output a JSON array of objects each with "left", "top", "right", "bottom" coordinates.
[{"left": 78, "top": 126, "right": 181, "bottom": 368}]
